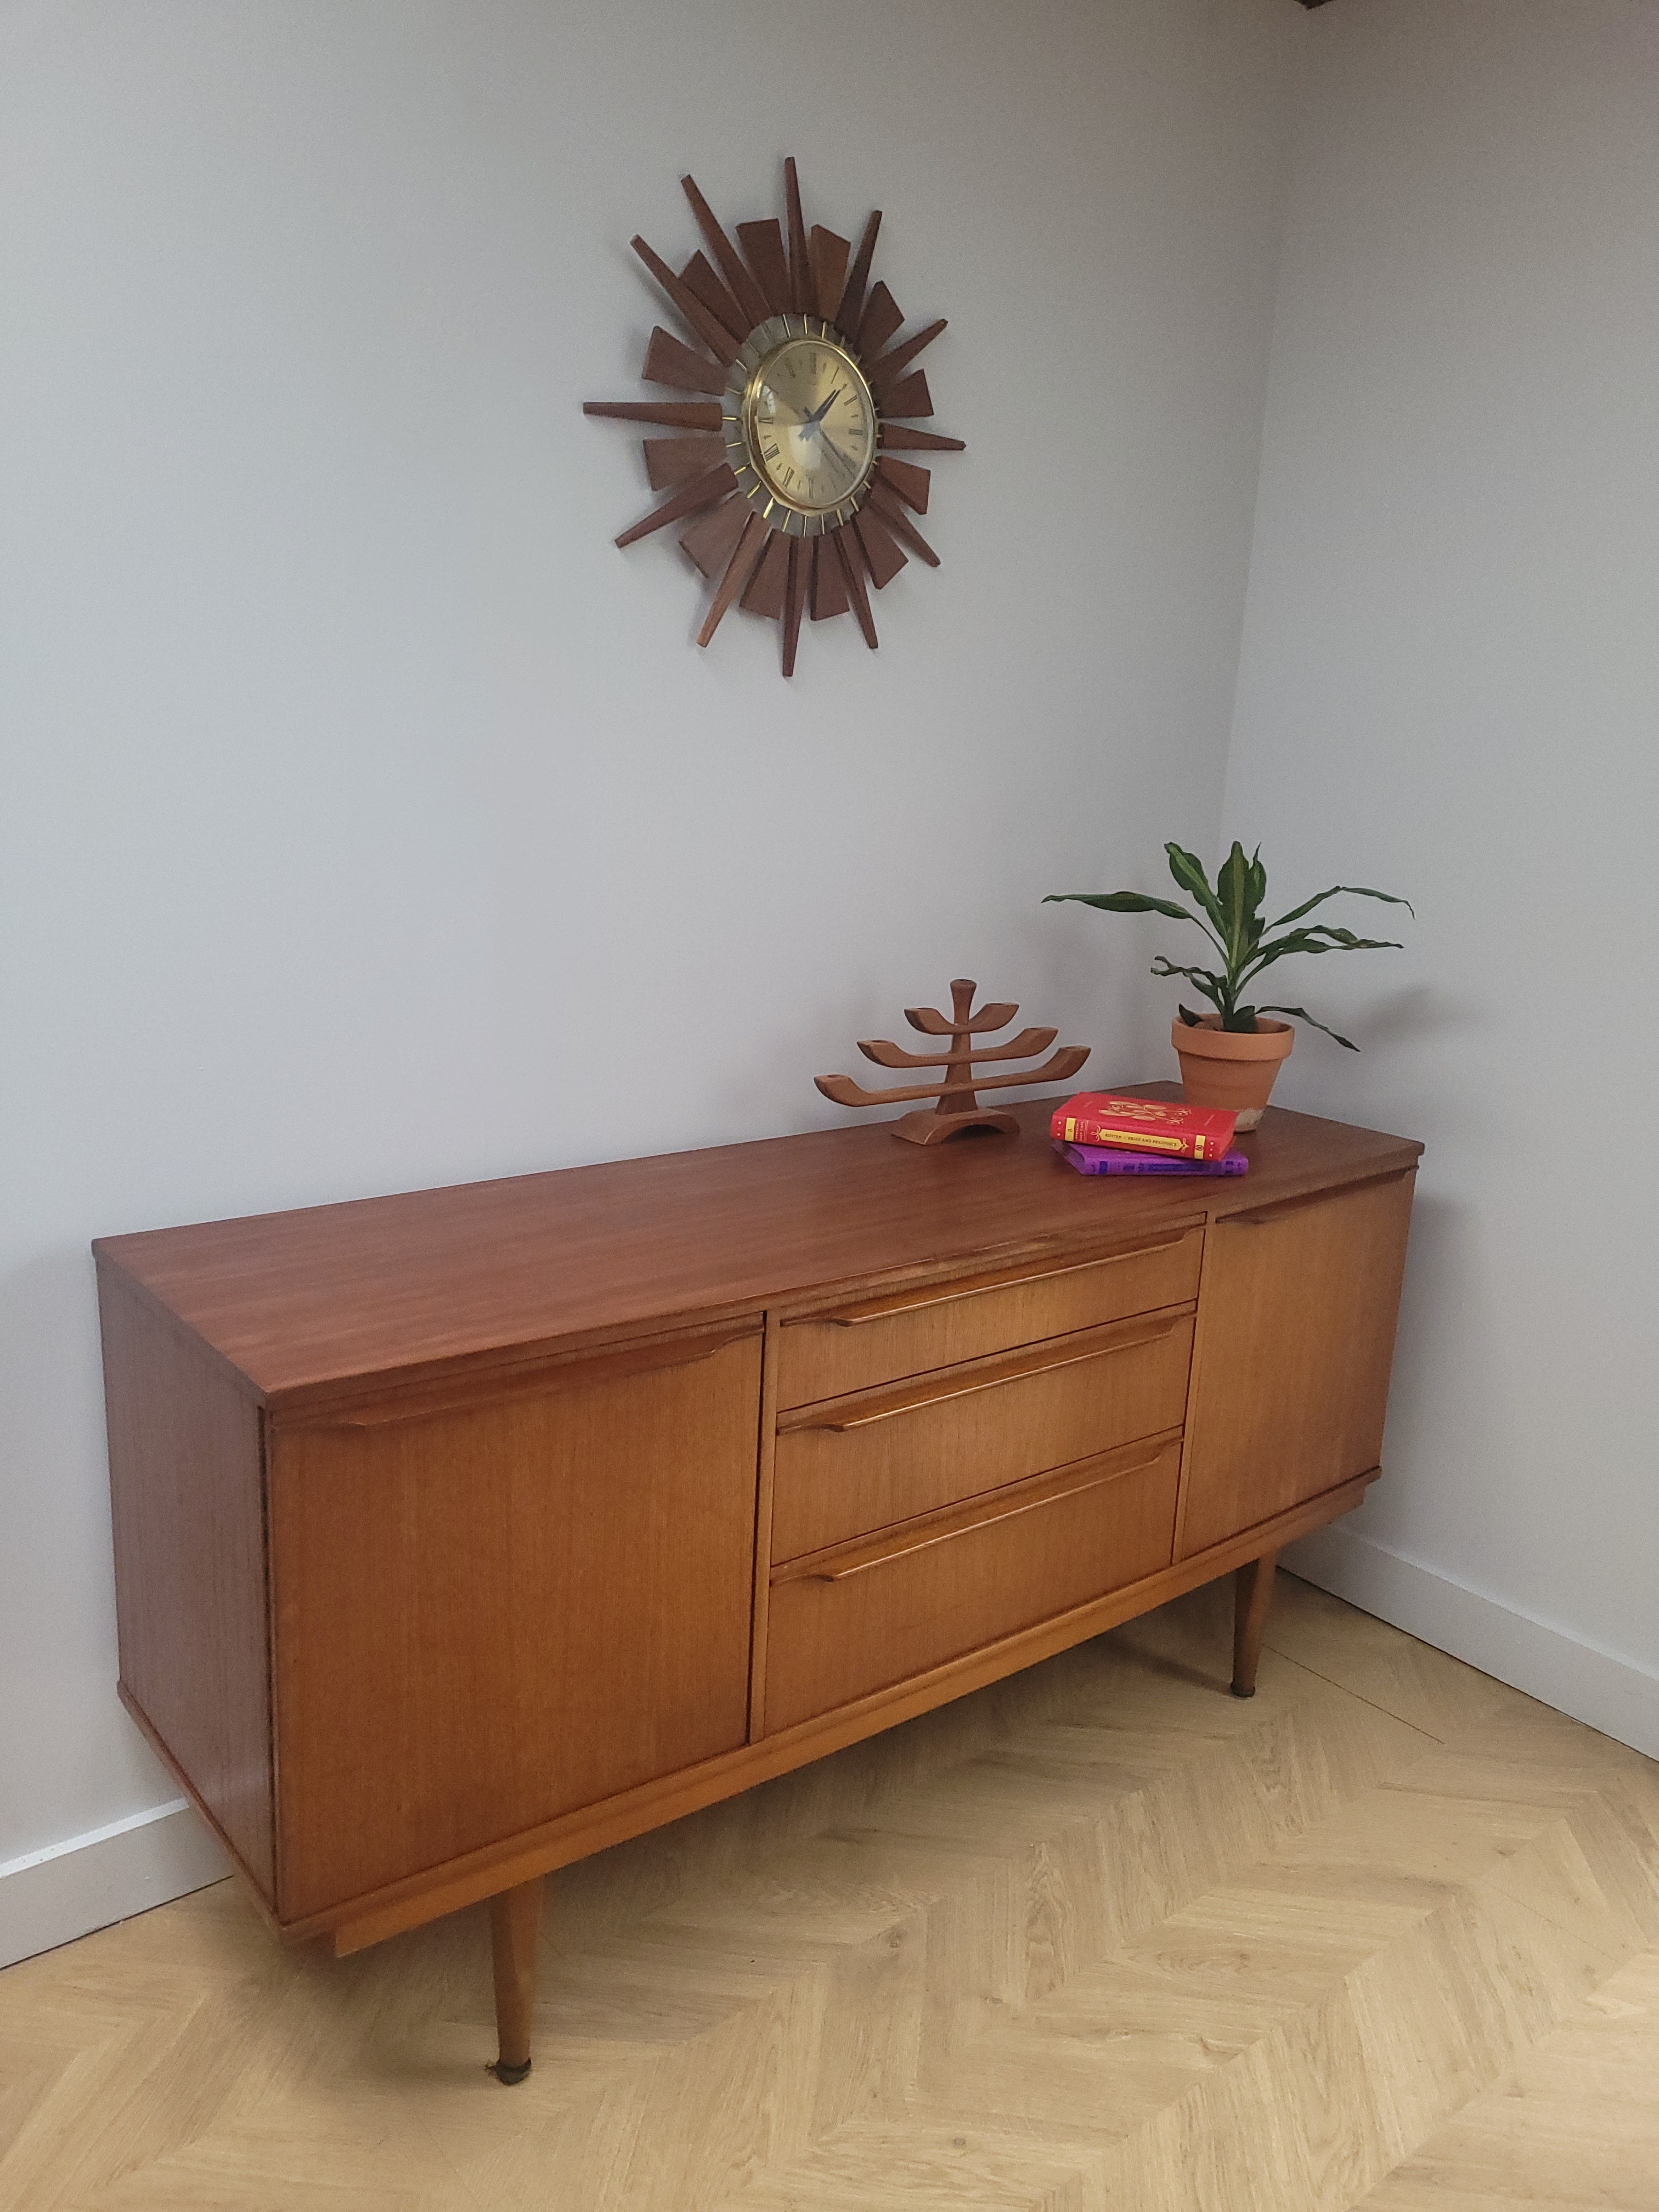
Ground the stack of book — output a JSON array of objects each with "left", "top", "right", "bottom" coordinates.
[{"left": 1050, "top": 1092, "right": 1248, "bottom": 1178}]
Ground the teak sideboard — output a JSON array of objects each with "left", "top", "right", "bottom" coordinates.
[{"left": 93, "top": 1088, "right": 1421, "bottom": 2082}]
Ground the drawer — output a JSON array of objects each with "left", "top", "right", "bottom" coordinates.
[
  {"left": 775, "top": 1225, "right": 1203, "bottom": 1410},
  {"left": 764, "top": 1435, "right": 1181, "bottom": 1732},
  {"left": 771, "top": 1302, "right": 1195, "bottom": 1562}
]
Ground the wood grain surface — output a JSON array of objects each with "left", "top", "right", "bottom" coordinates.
[
  {"left": 1232, "top": 1547, "right": 1279, "bottom": 1696},
  {"left": 679, "top": 491, "right": 750, "bottom": 579},
  {"left": 855, "top": 279, "right": 904, "bottom": 356},
  {"left": 774, "top": 1222, "right": 1203, "bottom": 1408},
  {"left": 98, "top": 1267, "right": 276, "bottom": 1901},
  {"left": 92, "top": 1092, "right": 1420, "bottom": 1410},
  {"left": 867, "top": 480, "right": 941, "bottom": 565},
  {"left": 1180, "top": 1169, "right": 1417, "bottom": 1556},
  {"left": 678, "top": 250, "right": 746, "bottom": 346},
  {"left": 837, "top": 208, "right": 881, "bottom": 332},
  {"left": 770, "top": 1306, "right": 1196, "bottom": 1561},
  {"left": 808, "top": 224, "right": 850, "bottom": 321},
  {"left": 833, "top": 522, "right": 879, "bottom": 647},
  {"left": 488, "top": 1877, "right": 542, "bottom": 2080},
  {"left": 764, "top": 1438, "right": 1181, "bottom": 1730},
  {"left": 680, "top": 174, "right": 770, "bottom": 332},
  {"left": 735, "top": 218, "right": 791, "bottom": 314},
  {"left": 266, "top": 1330, "right": 761, "bottom": 1919},
  {"left": 810, "top": 530, "right": 849, "bottom": 618},
  {"left": 641, "top": 323, "right": 729, "bottom": 396},
  {"left": 851, "top": 505, "right": 907, "bottom": 589},
  {"left": 644, "top": 433, "right": 724, "bottom": 489}
]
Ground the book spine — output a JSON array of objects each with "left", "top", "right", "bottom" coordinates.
[
  {"left": 1058, "top": 1144, "right": 1246, "bottom": 1177},
  {"left": 1056, "top": 1116, "right": 1210, "bottom": 1159}
]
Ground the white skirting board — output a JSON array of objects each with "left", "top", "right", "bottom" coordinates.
[
  {"left": 1286, "top": 1523, "right": 1659, "bottom": 1762},
  {"left": 0, "top": 1800, "right": 229, "bottom": 1970}
]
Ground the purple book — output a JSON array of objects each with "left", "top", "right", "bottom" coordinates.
[{"left": 1056, "top": 1141, "right": 1249, "bottom": 1178}]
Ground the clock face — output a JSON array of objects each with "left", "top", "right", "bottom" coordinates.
[{"left": 743, "top": 335, "right": 877, "bottom": 518}]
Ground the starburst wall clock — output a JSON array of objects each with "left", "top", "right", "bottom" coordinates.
[{"left": 584, "top": 159, "right": 964, "bottom": 676}]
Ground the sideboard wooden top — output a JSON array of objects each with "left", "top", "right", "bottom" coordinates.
[{"left": 93, "top": 1086, "right": 1422, "bottom": 1409}]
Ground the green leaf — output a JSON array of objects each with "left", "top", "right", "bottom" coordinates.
[
  {"left": 1149, "top": 959, "right": 1226, "bottom": 1013},
  {"left": 1269, "top": 883, "right": 1416, "bottom": 929},
  {"left": 1235, "top": 928, "right": 1336, "bottom": 979},
  {"left": 1216, "top": 841, "right": 1263, "bottom": 970},
  {"left": 1256, "top": 1003, "right": 1360, "bottom": 1050},
  {"left": 1176, "top": 1003, "right": 1206, "bottom": 1027},
  {"left": 1296, "top": 926, "right": 1404, "bottom": 952},
  {"left": 1163, "top": 845, "right": 1227, "bottom": 936},
  {"left": 1042, "top": 890, "right": 1199, "bottom": 923},
  {"left": 1237, "top": 925, "right": 1402, "bottom": 984}
]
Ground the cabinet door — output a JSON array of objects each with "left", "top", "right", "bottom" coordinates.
[
  {"left": 268, "top": 1328, "right": 761, "bottom": 1920},
  {"left": 1178, "top": 1172, "right": 1415, "bottom": 1559}
]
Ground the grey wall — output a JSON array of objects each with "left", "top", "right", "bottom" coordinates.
[
  {"left": 1, "top": 0, "right": 1299, "bottom": 1932},
  {"left": 1223, "top": 0, "right": 1659, "bottom": 1748}
]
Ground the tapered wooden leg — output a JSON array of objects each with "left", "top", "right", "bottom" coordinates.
[
  {"left": 489, "top": 1875, "right": 544, "bottom": 2085},
  {"left": 1232, "top": 1549, "right": 1280, "bottom": 1698}
]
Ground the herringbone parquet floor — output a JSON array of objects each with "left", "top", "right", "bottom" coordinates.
[{"left": 4, "top": 1575, "right": 1657, "bottom": 2210}]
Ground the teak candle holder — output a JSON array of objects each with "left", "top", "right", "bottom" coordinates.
[{"left": 816, "top": 978, "right": 1090, "bottom": 1145}]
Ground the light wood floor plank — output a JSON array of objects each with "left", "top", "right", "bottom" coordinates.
[
  {"left": 2, "top": 1577, "right": 1654, "bottom": 2212},
  {"left": 1352, "top": 1946, "right": 1659, "bottom": 2210}
]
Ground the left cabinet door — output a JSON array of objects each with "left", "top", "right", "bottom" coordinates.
[{"left": 267, "top": 1327, "right": 763, "bottom": 1921}]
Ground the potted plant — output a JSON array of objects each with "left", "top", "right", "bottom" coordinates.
[{"left": 1045, "top": 842, "right": 1412, "bottom": 1128}]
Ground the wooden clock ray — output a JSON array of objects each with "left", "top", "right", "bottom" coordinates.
[{"left": 584, "top": 158, "right": 964, "bottom": 675}]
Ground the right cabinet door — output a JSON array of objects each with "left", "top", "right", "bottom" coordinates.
[{"left": 1178, "top": 1171, "right": 1415, "bottom": 1558}]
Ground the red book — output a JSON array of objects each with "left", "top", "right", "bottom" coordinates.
[{"left": 1049, "top": 1092, "right": 1237, "bottom": 1161}]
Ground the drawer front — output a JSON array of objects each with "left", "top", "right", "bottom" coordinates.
[
  {"left": 771, "top": 1304, "right": 1195, "bottom": 1562},
  {"left": 776, "top": 1226, "right": 1203, "bottom": 1410},
  {"left": 764, "top": 1437, "right": 1181, "bottom": 1732}
]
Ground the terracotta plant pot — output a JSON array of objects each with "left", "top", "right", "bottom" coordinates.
[{"left": 1171, "top": 1015, "right": 1294, "bottom": 1132}]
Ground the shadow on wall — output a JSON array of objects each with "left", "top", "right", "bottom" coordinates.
[
  {"left": 1350, "top": 1190, "right": 1519, "bottom": 1561},
  {"left": 0, "top": 1243, "right": 183, "bottom": 1857},
  {"left": 1348, "top": 985, "right": 1468, "bottom": 1051}
]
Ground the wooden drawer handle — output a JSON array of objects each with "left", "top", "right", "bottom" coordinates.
[
  {"left": 812, "top": 1448, "right": 1171, "bottom": 1580},
  {"left": 795, "top": 1311, "right": 1185, "bottom": 1432},
  {"left": 814, "top": 1232, "right": 1195, "bottom": 1328},
  {"left": 1224, "top": 1167, "right": 1414, "bottom": 1229},
  {"left": 311, "top": 1325, "right": 759, "bottom": 1430}
]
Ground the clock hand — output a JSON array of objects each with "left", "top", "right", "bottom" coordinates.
[
  {"left": 819, "top": 431, "right": 854, "bottom": 474},
  {"left": 805, "top": 386, "right": 843, "bottom": 427}
]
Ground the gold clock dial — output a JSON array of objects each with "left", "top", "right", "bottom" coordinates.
[
  {"left": 724, "top": 317, "right": 877, "bottom": 531},
  {"left": 747, "top": 336, "right": 875, "bottom": 516}
]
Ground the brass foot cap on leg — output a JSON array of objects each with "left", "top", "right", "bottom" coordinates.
[
  {"left": 490, "top": 2057, "right": 532, "bottom": 2086},
  {"left": 1230, "top": 1683, "right": 1256, "bottom": 1699}
]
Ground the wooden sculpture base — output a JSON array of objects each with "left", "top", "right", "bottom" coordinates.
[{"left": 893, "top": 1107, "right": 1020, "bottom": 1145}]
